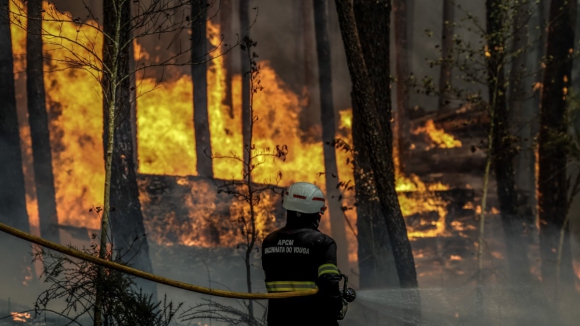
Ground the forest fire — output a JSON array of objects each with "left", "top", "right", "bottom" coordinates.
[
  {"left": 3, "top": 1, "right": 579, "bottom": 325},
  {"left": 11, "top": 1, "right": 453, "bottom": 266}
]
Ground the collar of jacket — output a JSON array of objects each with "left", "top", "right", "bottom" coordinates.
[{"left": 285, "top": 210, "right": 321, "bottom": 230}]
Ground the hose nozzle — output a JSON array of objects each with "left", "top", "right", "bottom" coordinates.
[{"left": 344, "top": 287, "right": 356, "bottom": 303}]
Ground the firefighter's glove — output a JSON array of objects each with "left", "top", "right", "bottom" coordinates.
[{"left": 337, "top": 297, "right": 349, "bottom": 320}]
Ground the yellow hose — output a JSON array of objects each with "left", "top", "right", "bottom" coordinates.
[{"left": 0, "top": 222, "right": 317, "bottom": 299}]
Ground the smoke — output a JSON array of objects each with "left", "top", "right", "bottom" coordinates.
[{"left": 346, "top": 285, "right": 579, "bottom": 326}]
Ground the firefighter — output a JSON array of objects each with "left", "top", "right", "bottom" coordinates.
[{"left": 261, "top": 182, "right": 343, "bottom": 326}]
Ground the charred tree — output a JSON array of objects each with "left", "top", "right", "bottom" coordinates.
[
  {"left": 303, "top": 0, "right": 314, "bottom": 110},
  {"left": 220, "top": 0, "right": 234, "bottom": 119},
  {"left": 438, "top": 0, "right": 454, "bottom": 112},
  {"left": 534, "top": 0, "right": 547, "bottom": 114},
  {"left": 313, "top": 0, "right": 349, "bottom": 272},
  {"left": 486, "top": 0, "right": 531, "bottom": 284},
  {"left": 352, "top": 0, "right": 398, "bottom": 289},
  {"left": 239, "top": 0, "right": 251, "bottom": 165},
  {"left": 0, "top": 0, "right": 32, "bottom": 284},
  {"left": 509, "top": 1, "right": 535, "bottom": 228},
  {"left": 102, "top": 0, "right": 156, "bottom": 299},
  {"left": 575, "top": 1, "right": 580, "bottom": 90},
  {"left": 26, "top": 0, "right": 60, "bottom": 244},
  {"left": 192, "top": 0, "right": 213, "bottom": 178},
  {"left": 393, "top": 0, "right": 411, "bottom": 173},
  {"left": 538, "top": 0, "right": 576, "bottom": 285},
  {"left": 334, "top": 0, "right": 421, "bottom": 322}
]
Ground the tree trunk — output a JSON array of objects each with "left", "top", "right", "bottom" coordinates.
[
  {"left": 438, "top": 0, "right": 454, "bottom": 112},
  {"left": 334, "top": 0, "right": 421, "bottom": 323},
  {"left": 486, "top": 0, "right": 532, "bottom": 283},
  {"left": 293, "top": 1, "right": 302, "bottom": 92},
  {"left": 0, "top": 0, "right": 32, "bottom": 285},
  {"left": 192, "top": 0, "right": 213, "bottom": 178},
  {"left": 539, "top": 0, "right": 576, "bottom": 285},
  {"left": 533, "top": 0, "right": 546, "bottom": 135},
  {"left": 352, "top": 0, "right": 398, "bottom": 289},
  {"left": 407, "top": 0, "right": 415, "bottom": 73},
  {"left": 313, "top": 0, "right": 349, "bottom": 272},
  {"left": 575, "top": 0, "right": 580, "bottom": 90},
  {"left": 511, "top": 0, "right": 536, "bottom": 229},
  {"left": 102, "top": 0, "right": 156, "bottom": 299},
  {"left": 26, "top": 0, "right": 60, "bottom": 244},
  {"left": 220, "top": 0, "right": 234, "bottom": 119},
  {"left": 239, "top": 0, "right": 251, "bottom": 166},
  {"left": 303, "top": 0, "right": 314, "bottom": 111},
  {"left": 393, "top": 0, "right": 411, "bottom": 173}
]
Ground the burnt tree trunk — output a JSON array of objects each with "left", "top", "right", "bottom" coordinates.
[
  {"left": 220, "top": 0, "right": 234, "bottom": 119},
  {"left": 303, "top": 0, "right": 314, "bottom": 111},
  {"left": 334, "top": 0, "right": 421, "bottom": 323},
  {"left": 26, "top": 0, "right": 60, "bottom": 244},
  {"left": 293, "top": 1, "right": 302, "bottom": 93},
  {"left": 575, "top": 1, "right": 580, "bottom": 90},
  {"left": 313, "top": 0, "right": 349, "bottom": 271},
  {"left": 509, "top": 1, "right": 536, "bottom": 228},
  {"left": 103, "top": 0, "right": 156, "bottom": 298},
  {"left": 535, "top": 0, "right": 547, "bottom": 112},
  {"left": 438, "top": 0, "right": 454, "bottom": 112},
  {"left": 393, "top": 0, "right": 411, "bottom": 173},
  {"left": 353, "top": 0, "right": 398, "bottom": 289},
  {"left": 539, "top": 0, "right": 576, "bottom": 285},
  {"left": 192, "top": 0, "right": 213, "bottom": 178},
  {"left": 486, "top": 0, "right": 532, "bottom": 284},
  {"left": 239, "top": 0, "right": 251, "bottom": 165},
  {"left": 0, "top": 0, "right": 32, "bottom": 284},
  {"left": 510, "top": 2, "right": 537, "bottom": 230}
]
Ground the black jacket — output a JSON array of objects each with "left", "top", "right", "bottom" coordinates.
[{"left": 261, "top": 212, "right": 343, "bottom": 326}]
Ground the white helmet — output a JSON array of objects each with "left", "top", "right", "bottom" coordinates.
[{"left": 283, "top": 182, "right": 327, "bottom": 214}]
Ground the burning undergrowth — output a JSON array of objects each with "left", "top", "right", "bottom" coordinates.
[{"left": 138, "top": 176, "right": 283, "bottom": 248}]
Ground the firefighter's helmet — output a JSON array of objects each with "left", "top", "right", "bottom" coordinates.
[{"left": 282, "top": 182, "right": 327, "bottom": 214}]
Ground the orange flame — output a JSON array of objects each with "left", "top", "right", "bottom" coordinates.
[{"left": 413, "top": 119, "right": 462, "bottom": 149}]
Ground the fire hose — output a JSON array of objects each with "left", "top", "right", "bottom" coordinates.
[{"left": 0, "top": 222, "right": 317, "bottom": 300}]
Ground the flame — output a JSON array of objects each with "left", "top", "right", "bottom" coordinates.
[
  {"left": 137, "top": 75, "right": 198, "bottom": 176},
  {"left": 11, "top": 312, "right": 31, "bottom": 323},
  {"left": 412, "top": 119, "right": 462, "bottom": 149},
  {"left": 9, "top": 1, "right": 452, "bottom": 262},
  {"left": 394, "top": 151, "right": 450, "bottom": 238}
]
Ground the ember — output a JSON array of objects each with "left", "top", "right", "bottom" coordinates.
[{"left": 10, "top": 312, "right": 31, "bottom": 323}]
